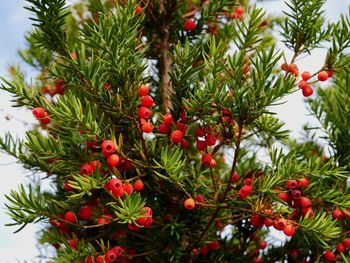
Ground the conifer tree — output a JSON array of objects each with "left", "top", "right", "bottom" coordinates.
[{"left": 1, "top": 0, "right": 350, "bottom": 262}]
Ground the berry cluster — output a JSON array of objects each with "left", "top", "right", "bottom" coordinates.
[
  {"left": 323, "top": 238, "right": 350, "bottom": 262},
  {"left": 138, "top": 85, "right": 155, "bottom": 133},
  {"left": 41, "top": 79, "right": 65, "bottom": 97}
]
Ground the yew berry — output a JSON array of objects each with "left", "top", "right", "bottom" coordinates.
[
  {"left": 139, "top": 107, "right": 151, "bottom": 119},
  {"left": 302, "top": 86, "right": 314, "bottom": 97},
  {"left": 103, "top": 83, "right": 111, "bottom": 91},
  {"left": 336, "top": 243, "right": 345, "bottom": 253},
  {"left": 181, "top": 139, "right": 190, "bottom": 149},
  {"left": 139, "top": 85, "right": 149, "bottom": 96},
  {"left": 136, "top": 207, "right": 153, "bottom": 226},
  {"left": 283, "top": 223, "right": 296, "bottom": 236},
  {"left": 79, "top": 206, "right": 93, "bottom": 221},
  {"left": 273, "top": 218, "right": 286, "bottom": 231},
  {"left": 32, "top": 107, "right": 46, "bottom": 119},
  {"left": 102, "top": 140, "right": 116, "bottom": 154},
  {"left": 291, "top": 190, "right": 301, "bottom": 200},
  {"left": 264, "top": 218, "right": 273, "bottom": 227},
  {"left": 200, "top": 244, "right": 210, "bottom": 256},
  {"left": 324, "top": 251, "right": 335, "bottom": 262},
  {"left": 201, "top": 153, "right": 212, "bottom": 166},
  {"left": 170, "top": 130, "right": 184, "bottom": 143},
  {"left": 97, "top": 217, "right": 110, "bottom": 225},
  {"left": 235, "top": 6, "right": 245, "bottom": 15},
  {"left": 105, "top": 249, "right": 117, "bottom": 263},
  {"left": 259, "top": 240, "right": 267, "bottom": 250},
  {"left": 64, "top": 211, "right": 77, "bottom": 223},
  {"left": 107, "top": 178, "right": 123, "bottom": 192},
  {"left": 123, "top": 183, "right": 133, "bottom": 195},
  {"left": 230, "top": 172, "right": 240, "bottom": 182},
  {"left": 68, "top": 239, "right": 78, "bottom": 250},
  {"left": 163, "top": 113, "right": 173, "bottom": 125},
  {"left": 196, "top": 140, "right": 206, "bottom": 151},
  {"left": 184, "top": 198, "right": 195, "bottom": 210},
  {"left": 128, "top": 223, "right": 140, "bottom": 231},
  {"left": 288, "top": 63, "right": 298, "bottom": 73},
  {"left": 40, "top": 116, "right": 51, "bottom": 125},
  {"left": 142, "top": 122, "right": 153, "bottom": 133},
  {"left": 210, "top": 159, "right": 217, "bottom": 168},
  {"left": 112, "top": 187, "right": 125, "bottom": 198},
  {"left": 195, "top": 127, "right": 206, "bottom": 137},
  {"left": 158, "top": 123, "right": 170, "bottom": 134},
  {"left": 343, "top": 238, "right": 350, "bottom": 248},
  {"left": 250, "top": 215, "right": 264, "bottom": 228},
  {"left": 281, "top": 63, "right": 288, "bottom": 71},
  {"left": 80, "top": 164, "right": 93, "bottom": 175},
  {"left": 301, "top": 71, "right": 311, "bottom": 81},
  {"left": 238, "top": 185, "right": 253, "bottom": 199},
  {"left": 107, "top": 154, "right": 120, "bottom": 167},
  {"left": 318, "top": 71, "right": 328, "bottom": 82},
  {"left": 301, "top": 207, "right": 313, "bottom": 218},
  {"left": 300, "top": 197, "right": 312, "bottom": 208},
  {"left": 286, "top": 179, "right": 298, "bottom": 189},
  {"left": 333, "top": 208, "right": 343, "bottom": 219},
  {"left": 298, "top": 177, "right": 310, "bottom": 188},
  {"left": 327, "top": 70, "right": 334, "bottom": 78},
  {"left": 253, "top": 257, "right": 263, "bottom": 263},
  {"left": 298, "top": 80, "right": 308, "bottom": 89},
  {"left": 96, "top": 255, "right": 105, "bottom": 263},
  {"left": 135, "top": 5, "right": 142, "bottom": 15},
  {"left": 205, "top": 134, "right": 216, "bottom": 146},
  {"left": 195, "top": 194, "right": 205, "bottom": 204},
  {"left": 112, "top": 246, "right": 124, "bottom": 256},
  {"left": 209, "top": 240, "right": 220, "bottom": 250},
  {"left": 184, "top": 19, "right": 196, "bottom": 31},
  {"left": 134, "top": 179, "right": 144, "bottom": 191},
  {"left": 244, "top": 177, "right": 253, "bottom": 186},
  {"left": 64, "top": 181, "right": 73, "bottom": 192},
  {"left": 277, "top": 192, "right": 290, "bottom": 203},
  {"left": 90, "top": 160, "right": 101, "bottom": 171},
  {"left": 141, "top": 95, "right": 154, "bottom": 107},
  {"left": 84, "top": 256, "right": 93, "bottom": 263}
]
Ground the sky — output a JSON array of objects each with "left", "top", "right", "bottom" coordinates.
[{"left": 0, "top": 0, "right": 349, "bottom": 261}]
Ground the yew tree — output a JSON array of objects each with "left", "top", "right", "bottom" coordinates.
[{"left": 1, "top": 0, "right": 350, "bottom": 262}]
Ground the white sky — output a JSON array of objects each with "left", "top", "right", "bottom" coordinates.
[{"left": 0, "top": 0, "right": 349, "bottom": 261}]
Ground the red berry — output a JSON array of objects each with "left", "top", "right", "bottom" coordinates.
[
  {"left": 79, "top": 206, "right": 93, "bottom": 221},
  {"left": 181, "top": 139, "right": 189, "bottom": 149},
  {"left": 184, "top": 198, "right": 195, "bottom": 210},
  {"left": 184, "top": 19, "right": 196, "bottom": 31},
  {"left": 244, "top": 177, "right": 253, "bottom": 186},
  {"left": 141, "top": 95, "right": 154, "bottom": 107},
  {"left": 84, "top": 256, "right": 93, "bottom": 263},
  {"left": 195, "top": 194, "right": 205, "bottom": 204},
  {"left": 64, "top": 181, "right": 73, "bottom": 192},
  {"left": 201, "top": 153, "right": 212, "bottom": 166},
  {"left": 291, "top": 190, "right": 301, "bottom": 200},
  {"left": 170, "top": 130, "right": 184, "bottom": 143},
  {"left": 205, "top": 134, "right": 216, "bottom": 146},
  {"left": 259, "top": 240, "right": 267, "bottom": 250},
  {"left": 158, "top": 123, "right": 170, "bottom": 134},
  {"left": 324, "top": 251, "right": 335, "bottom": 262},
  {"left": 163, "top": 113, "right": 173, "bottom": 125},
  {"left": 318, "top": 71, "right": 328, "bottom": 82},
  {"left": 288, "top": 63, "right": 298, "bottom": 73},
  {"left": 128, "top": 223, "right": 140, "bottom": 231},
  {"left": 301, "top": 207, "right": 313, "bottom": 218},
  {"left": 102, "top": 140, "right": 116, "bottom": 154},
  {"left": 333, "top": 208, "right": 343, "bottom": 219},
  {"left": 195, "top": 127, "right": 206, "bottom": 137},
  {"left": 90, "top": 160, "right": 101, "bottom": 171},
  {"left": 64, "top": 211, "right": 77, "bottom": 223},
  {"left": 300, "top": 197, "right": 312, "bottom": 208},
  {"left": 298, "top": 177, "right": 309, "bottom": 188},
  {"left": 200, "top": 245, "right": 209, "bottom": 256},
  {"left": 273, "top": 218, "right": 286, "bottom": 231},
  {"left": 283, "top": 223, "right": 296, "bottom": 236},
  {"left": 238, "top": 185, "right": 253, "bottom": 199},
  {"left": 139, "top": 107, "right": 151, "bottom": 119},
  {"left": 107, "top": 178, "right": 123, "bottom": 192},
  {"left": 112, "top": 245, "right": 124, "bottom": 256},
  {"left": 235, "top": 6, "right": 245, "bottom": 15},
  {"left": 103, "top": 83, "right": 111, "bottom": 91},
  {"left": 343, "top": 238, "right": 350, "bottom": 248},
  {"left": 286, "top": 179, "right": 298, "bottom": 189},
  {"left": 80, "top": 164, "right": 94, "bottom": 176},
  {"left": 250, "top": 215, "right": 264, "bottom": 228},
  {"left": 327, "top": 70, "right": 334, "bottom": 78},
  {"left": 264, "top": 218, "right": 273, "bottom": 227},
  {"left": 301, "top": 71, "right": 311, "bottom": 81},
  {"left": 136, "top": 207, "right": 153, "bottom": 226},
  {"left": 123, "top": 183, "right": 134, "bottom": 195},
  {"left": 336, "top": 243, "right": 345, "bottom": 253},
  {"left": 298, "top": 80, "right": 308, "bottom": 89},
  {"left": 32, "top": 107, "right": 46, "bottom": 118},
  {"left": 277, "top": 192, "right": 290, "bottom": 203},
  {"left": 142, "top": 122, "right": 153, "bottom": 133},
  {"left": 107, "top": 154, "right": 120, "bottom": 167},
  {"left": 302, "top": 86, "right": 313, "bottom": 97},
  {"left": 209, "top": 240, "right": 220, "bottom": 250},
  {"left": 40, "top": 116, "right": 51, "bottom": 125},
  {"left": 105, "top": 249, "right": 117, "bottom": 263},
  {"left": 230, "top": 172, "right": 240, "bottom": 182},
  {"left": 196, "top": 140, "right": 206, "bottom": 151},
  {"left": 281, "top": 63, "right": 288, "bottom": 71},
  {"left": 253, "top": 257, "right": 263, "bottom": 263},
  {"left": 139, "top": 85, "right": 149, "bottom": 96},
  {"left": 134, "top": 179, "right": 144, "bottom": 191},
  {"left": 68, "top": 239, "right": 78, "bottom": 250},
  {"left": 96, "top": 255, "right": 105, "bottom": 263},
  {"left": 135, "top": 5, "right": 142, "bottom": 15}
]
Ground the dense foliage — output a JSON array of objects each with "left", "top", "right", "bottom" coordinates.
[{"left": 1, "top": 0, "right": 350, "bottom": 262}]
